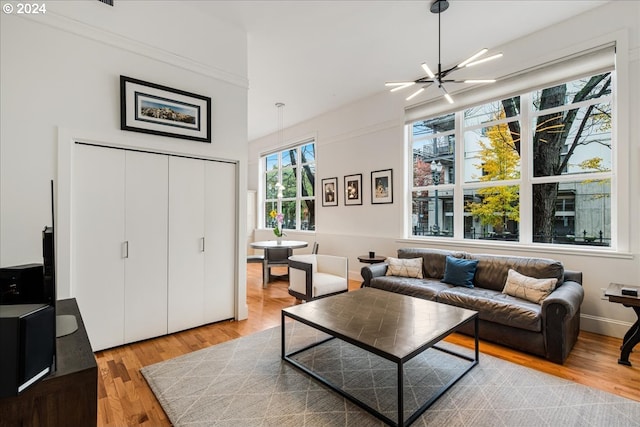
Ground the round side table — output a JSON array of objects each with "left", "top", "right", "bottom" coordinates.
[{"left": 357, "top": 255, "right": 386, "bottom": 264}]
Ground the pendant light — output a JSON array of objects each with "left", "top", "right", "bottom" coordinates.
[
  {"left": 275, "top": 102, "right": 285, "bottom": 199},
  {"left": 386, "top": 0, "right": 502, "bottom": 104}
]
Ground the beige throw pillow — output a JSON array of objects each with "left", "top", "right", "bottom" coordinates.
[
  {"left": 385, "top": 257, "right": 423, "bottom": 279},
  {"left": 503, "top": 269, "right": 557, "bottom": 304}
]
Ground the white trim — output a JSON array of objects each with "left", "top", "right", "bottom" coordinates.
[
  {"left": 20, "top": 11, "right": 248, "bottom": 89},
  {"left": 581, "top": 313, "right": 632, "bottom": 339},
  {"left": 395, "top": 237, "right": 633, "bottom": 260}
]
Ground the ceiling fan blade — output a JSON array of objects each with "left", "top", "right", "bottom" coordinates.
[
  {"left": 456, "top": 48, "right": 488, "bottom": 68},
  {"left": 464, "top": 79, "right": 496, "bottom": 83},
  {"left": 406, "top": 87, "right": 425, "bottom": 101},
  {"left": 385, "top": 82, "right": 416, "bottom": 92},
  {"left": 439, "top": 85, "right": 453, "bottom": 104},
  {"left": 421, "top": 63, "right": 436, "bottom": 79},
  {"left": 465, "top": 53, "right": 503, "bottom": 67}
]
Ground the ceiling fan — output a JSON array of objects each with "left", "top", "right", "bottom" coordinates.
[{"left": 386, "top": 0, "right": 503, "bottom": 104}]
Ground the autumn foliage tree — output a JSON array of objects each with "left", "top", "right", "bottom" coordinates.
[{"left": 465, "top": 112, "right": 520, "bottom": 233}]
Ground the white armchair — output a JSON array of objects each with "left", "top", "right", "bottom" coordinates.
[{"left": 288, "top": 254, "right": 348, "bottom": 301}]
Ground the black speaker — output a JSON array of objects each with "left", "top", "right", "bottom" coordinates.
[
  {"left": 0, "top": 304, "right": 55, "bottom": 397},
  {"left": 0, "top": 264, "right": 48, "bottom": 305}
]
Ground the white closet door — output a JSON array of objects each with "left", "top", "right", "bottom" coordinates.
[
  {"left": 204, "top": 161, "right": 236, "bottom": 323},
  {"left": 168, "top": 156, "right": 205, "bottom": 333},
  {"left": 124, "top": 151, "right": 169, "bottom": 343},
  {"left": 73, "top": 144, "right": 125, "bottom": 351}
]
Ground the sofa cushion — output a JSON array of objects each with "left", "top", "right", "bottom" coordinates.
[
  {"left": 369, "top": 277, "right": 450, "bottom": 301},
  {"left": 503, "top": 269, "right": 557, "bottom": 304},
  {"left": 385, "top": 257, "right": 423, "bottom": 278},
  {"left": 466, "top": 253, "right": 564, "bottom": 292},
  {"left": 437, "top": 287, "right": 543, "bottom": 332},
  {"left": 398, "top": 248, "right": 465, "bottom": 279},
  {"left": 441, "top": 256, "right": 478, "bottom": 288}
]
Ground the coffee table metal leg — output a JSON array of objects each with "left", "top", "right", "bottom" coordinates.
[{"left": 397, "top": 362, "right": 404, "bottom": 427}]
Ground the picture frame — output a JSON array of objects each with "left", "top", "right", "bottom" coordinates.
[
  {"left": 344, "top": 173, "right": 363, "bottom": 206},
  {"left": 321, "top": 177, "right": 339, "bottom": 207},
  {"left": 120, "top": 75, "right": 211, "bottom": 143},
  {"left": 371, "top": 169, "right": 393, "bottom": 204}
]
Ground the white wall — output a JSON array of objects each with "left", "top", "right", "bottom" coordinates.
[
  {"left": 249, "top": 1, "right": 640, "bottom": 338},
  {"left": 0, "top": 2, "right": 249, "bottom": 318}
]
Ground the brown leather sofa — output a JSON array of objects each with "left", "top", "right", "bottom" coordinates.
[{"left": 361, "top": 248, "right": 584, "bottom": 364}]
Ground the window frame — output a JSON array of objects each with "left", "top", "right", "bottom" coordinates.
[{"left": 261, "top": 138, "right": 316, "bottom": 232}]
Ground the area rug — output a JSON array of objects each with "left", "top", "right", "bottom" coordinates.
[{"left": 141, "top": 323, "right": 640, "bottom": 426}]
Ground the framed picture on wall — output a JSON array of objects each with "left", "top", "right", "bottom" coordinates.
[
  {"left": 120, "top": 75, "right": 211, "bottom": 143},
  {"left": 371, "top": 169, "right": 393, "bottom": 204},
  {"left": 344, "top": 173, "right": 362, "bottom": 206},
  {"left": 321, "top": 177, "right": 339, "bottom": 207}
]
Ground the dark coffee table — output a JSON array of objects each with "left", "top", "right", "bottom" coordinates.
[{"left": 281, "top": 287, "right": 478, "bottom": 427}]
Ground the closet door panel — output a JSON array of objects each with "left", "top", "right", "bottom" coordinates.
[
  {"left": 124, "top": 151, "right": 169, "bottom": 343},
  {"left": 168, "top": 156, "right": 205, "bottom": 333},
  {"left": 204, "top": 161, "right": 236, "bottom": 322},
  {"left": 73, "top": 144, "right": 125, "bottom": 351}
]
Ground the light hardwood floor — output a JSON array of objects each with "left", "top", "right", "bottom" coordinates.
[{"left": 96, "top": 263, "right": 640, "bottom": 426}]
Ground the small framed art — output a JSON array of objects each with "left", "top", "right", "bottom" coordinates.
[
  {"left": 371, "top": 169, "right": 393, "bottom": 204},
  {"left": 344, "top": 173, "right": 362, "bottom": 206},
  {"left": 120, "top": 75, "right": 211, "bottom": 143},
  {"left": 321, "top": 177, "right": 338, "bottom": 207}
]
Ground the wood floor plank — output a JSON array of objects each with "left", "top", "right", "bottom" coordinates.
[{"left": 95, "top": 263, "right": 640, "bottom": 426}]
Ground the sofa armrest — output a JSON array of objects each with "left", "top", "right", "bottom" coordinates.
[
  {"left": 542, "top": 280, "right": 584, "bottom": 319},
  {"left": 542, "top": 279, "right": 584, "bottom": 363},
  {"left": 360, "top": 263, "right": 388, "bottom": 288}
]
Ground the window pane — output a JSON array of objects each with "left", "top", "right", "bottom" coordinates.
[
  {"left": 281, "top": 167, "right": 297, "bottom": 198},
  {"left": 281, "top": 200, "right": 296, "bottom": 230},
  {"left": 264, "top": 201, "right": 277, "bottom": 228},
  {"left": 464, "top": 121, "right": 520, "bottom": 183},
  {"left": 412, "top": 113, "right": 454, "bottom": 138},
  {"left": 413, "top": 138, "right": 455, "bottom": 186},
  {"left": 300, "top": 200, "right": 315, "bottom": 231},
  {"left": 265, "top": 153, "right": 278, "bottom": 171},
  {"left": 265, "top": 170, "right": 278, "bottom": 199},
  {"left": 532, "top": 73, "right": 612, "bottom": 111},
  {"left": 301, "top": 164, "right": 315, "bottom": 197},
  {"left": 411, "top": 189, "right": 454, "bottom": 236},
  {"left": 464, "top": 96, "right": 520, "bottom": 127},
  {"left": 533, "top": 180, "right": 610, "bottom": 246},
  {"left": 464, "top": 186, "right": 520, "bottom": 241},
  {"left": 281, "top": 149, "right": 297, "bottom": 167},
  {"left": 533, "top": 101, "right": 611, "bottom": 177},
  {"left": 301, "top": 143, "right": 315, "bottom": 163}
]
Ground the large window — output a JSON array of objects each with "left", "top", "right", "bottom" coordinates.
[
  {"left": 263, "top": 140, "right": 316, "bottom": 231},
  {"left": 410, "top": 71, "right": 613, "bottom": 247}
]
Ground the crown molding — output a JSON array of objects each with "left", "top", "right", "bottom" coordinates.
[{"left": 20, "top": 11, "right": 249, "bottom": 89}]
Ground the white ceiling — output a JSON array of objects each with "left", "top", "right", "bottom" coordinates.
[{"left": 193, "top": 1, "right": 609, "bottom": 140}]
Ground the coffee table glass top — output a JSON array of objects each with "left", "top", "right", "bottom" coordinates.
[{"left": 283, "top": 287, "right": 477, "bottom": 361}]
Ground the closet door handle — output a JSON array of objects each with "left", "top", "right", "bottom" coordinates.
[
  {"left": 122, "top": 241, "right": 129, "bottom": 258},
  {"left": 200, "top": 237, "right": 205, "bottom": 252}
]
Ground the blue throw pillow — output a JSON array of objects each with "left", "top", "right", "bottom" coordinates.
[{"left": 441, "top": 256, "right": 478, "bottom": 288}]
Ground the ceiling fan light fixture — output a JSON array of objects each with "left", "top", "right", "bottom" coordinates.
[
  {"left": 406, "top": 87, "right": 425, "bottom": 101},
  {"left": 421, "top": 63, "right": 435, "bottom": 78},
  {"left": 457, "top": 48, "right": 488, "bottom": 68},
  {"left": 386, "top": 82, "right": 416, "bottom": 92},
  {"left": 386, "top": 1, "right": 502, "bottom": 103},
  {"left": 464, "top": 79, "right": 496, "bottom": 83},
  {"left": 465, "top": 53, "right": 503, "bottom": 67}
]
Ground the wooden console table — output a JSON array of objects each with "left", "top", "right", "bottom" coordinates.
[
  {"left": 0, "top": 298, "right": 97, "bottom": 427},
  {"left": 605, "top": 283, "right": 640, "bottom": 366}
]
